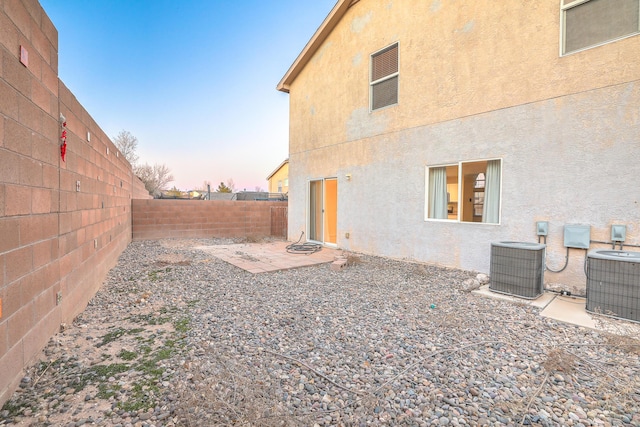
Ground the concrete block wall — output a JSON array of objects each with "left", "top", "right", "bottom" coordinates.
[
  {"left": 132, "top": 199, "right": 288, "bottom": 240},
  {"left": 0, "top": 0, "right": 149, "bottom": 406}
]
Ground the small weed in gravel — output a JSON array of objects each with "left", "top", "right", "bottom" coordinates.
[
  {"left": 118, "top": 349, "right": 138, "bottom": 361},
  {"left": 174, "top": 318, "right": 190, "bottom": 334},
  {"left": 97, "top": 327, "right": 145, "bottom": 347}
]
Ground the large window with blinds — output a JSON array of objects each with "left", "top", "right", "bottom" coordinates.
[
  {"left": 561, "top": 0, "right": 640, "bottom": 55},
  {"left": 370, "top": 43, "right": 399, "bottom": 111}
]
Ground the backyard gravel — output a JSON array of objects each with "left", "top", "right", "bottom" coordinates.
[{"left": 1, "top": 238, "right": 639, "bottom": 427}]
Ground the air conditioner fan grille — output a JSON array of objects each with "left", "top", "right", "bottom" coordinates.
[
  {"left": 489, "top": 243, "right": 545, "bottom": 299},
  {"left": 586, "top": 257, "right": 640, "bottom": 322}
]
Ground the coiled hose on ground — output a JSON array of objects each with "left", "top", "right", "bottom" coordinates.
[{"left": 286, "top": 232, "right": 322, "bottom": 255}]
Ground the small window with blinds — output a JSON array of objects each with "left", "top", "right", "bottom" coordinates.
[
  {"left": 561, "top": 0, "right": 640, "bottom": 55},
  {"left": 370, "top": 43, "right": 399, "bottom": 111}
]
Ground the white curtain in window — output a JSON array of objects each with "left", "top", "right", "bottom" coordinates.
[
  {"left": 482, "top": 160, "right": 501, "bottom": 223},
  {"left": 429, "top": 167, "right": 448, "bottom": 219}
]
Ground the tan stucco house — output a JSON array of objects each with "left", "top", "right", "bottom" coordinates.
[
  {"left": 266, "top": 158, "right": 289, "bottom": 194},
  {"left": 278, "top": 0, "right": 640, "bottom": 292}
]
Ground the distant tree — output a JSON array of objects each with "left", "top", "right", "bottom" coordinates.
[
  {"left": 225, "top": 178, "right": 236, "bottom": 193},
  {"left": 136, "top": 163, "right": 174, "bottom": 197},
  {"left": 254, "top": 186, "right": 265, "bottom": 192},
  {"left": 197, "top": 180, "right": 212, "bottom": 192},
  {"left": 216, "top": 181, "right": 232, "bottom": 193},
  {"left": 113, "top": 130, "right": 139, "bottom": 166}
]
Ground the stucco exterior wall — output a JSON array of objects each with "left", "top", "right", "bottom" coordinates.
[{"left": 285, "top": 0, "right": 640, "bottom": 291}]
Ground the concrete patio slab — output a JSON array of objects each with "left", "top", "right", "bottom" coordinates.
[
  {"left": 539, "top": 295, "right": 596, "bottom": 328},
  {"left": 472, "top": 285, "right": 555, "bottom": 309},
  {"left": 195, "top": 241, "right": 338, "bottom": 273}
]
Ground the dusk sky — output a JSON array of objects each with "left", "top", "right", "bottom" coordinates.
[{"left": 39, "top": 0, "right": 337, "bottom": 191}]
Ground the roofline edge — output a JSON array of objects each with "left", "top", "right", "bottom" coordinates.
[{"left": 277, "top": 0, "right": 353, "bottom": 93}]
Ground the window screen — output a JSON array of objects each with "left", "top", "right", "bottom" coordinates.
[
  {"left": 563, "top": 0, "right": 640, "bottom": 54},
  {"left": 371, "top": 76, "right": 398, "bottom": 111},
  {"left": 370, "top": 44, "right": 398, "bottom": 110}
]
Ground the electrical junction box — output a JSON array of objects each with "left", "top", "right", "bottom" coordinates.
[
  {"left": 564, "top": 224, "right": 591, "bottom": 249},
  {"left": 611, "top": 225, "right": 626, "bottom": 242},
  {"left": 536, "top": 221, "right": 548, "bottom": 236}
]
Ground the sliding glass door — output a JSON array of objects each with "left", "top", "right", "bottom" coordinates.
[{"left": 308, "top": 178, "right": 337, "bottom": 245}]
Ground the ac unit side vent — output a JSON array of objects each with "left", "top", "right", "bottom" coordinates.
[
  {"left": 489, "top": 242, "right": 545, "bottom": 299},
  {"left": 586, "top": 254, "right": 640, "bottom": 323}
]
